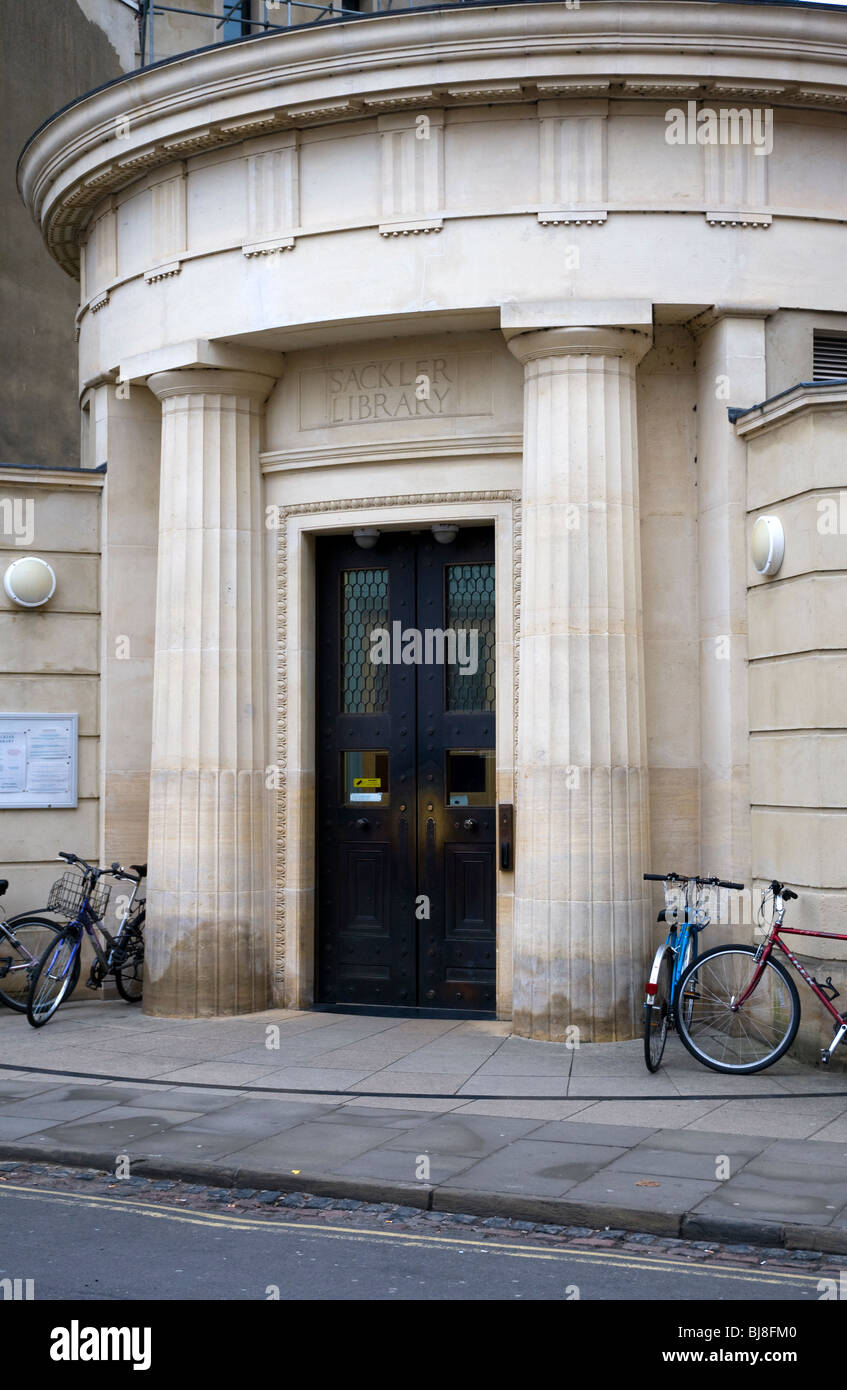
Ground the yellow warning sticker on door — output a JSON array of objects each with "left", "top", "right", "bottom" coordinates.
[{"left": 353, "top": 777, "right": 381, "bottom": 788}]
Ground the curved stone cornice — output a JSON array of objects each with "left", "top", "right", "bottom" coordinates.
[
  {"left": 506, "top": 325, "right": 653, "bottom": 364},
  {"left": 18, "top": 1, "right": 847, "bottom": 277}
]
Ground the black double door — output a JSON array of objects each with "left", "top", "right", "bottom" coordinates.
[{"left": 316, "top": 528, "right": 496, "bottom": 1013}]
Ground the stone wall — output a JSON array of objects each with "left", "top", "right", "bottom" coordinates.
[
  {"left": 0, "top": 467, "right": 103, "bottom": 917},
  {"left": 742, "top": 387, "right": 847, "bottom": 1065}
]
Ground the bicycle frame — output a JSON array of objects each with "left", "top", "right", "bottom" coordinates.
[
  {"left": 43, "top": 872, "right": 140, "bottom": 984},
  {"left": 646, "top": 877, "right": 711, "bottom": 1020},
  {"left": 736, "top": 897, "right": 847, "bottom": 1061}
]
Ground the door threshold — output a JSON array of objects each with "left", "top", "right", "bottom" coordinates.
[{"left": 313, "top": 1003, "right": 496, "bottom": 1021}]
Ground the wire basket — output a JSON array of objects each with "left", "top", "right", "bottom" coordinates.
[{"left": 47, "top": 871, "right": 111, "bottom": 921}]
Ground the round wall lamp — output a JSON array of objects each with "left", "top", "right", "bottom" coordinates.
[
  {"left": 352, "top": 528, "right": 380, "bottom": 550},
  {"left": 751, "top": 516, "right": 785, "bottom": 577},
  {"left": 431, "top": 523, "right": 459, "bottom": 545},
  {"left": 3, "top": 556, "right": 56, "bottom": 608}
]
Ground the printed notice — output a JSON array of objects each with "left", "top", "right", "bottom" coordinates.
[
  {"left": 0, "top": 732, "right": 26, "bottom": 794},
  {"left": 27, "top": 759, "right": 70, "bottom": 794},
  {"left": 28, "top": 725, "right": 71, "bottom": 759},
  {"left": 0, "top": 715, "right": 78, "bottom": 808}
]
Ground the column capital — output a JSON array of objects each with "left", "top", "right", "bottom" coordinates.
[
  {"left": 147, "top": 368, "right": 277, "bottom": 404},
  {"left": 505, "top": 325, "right": 652, "bottom": 366}
]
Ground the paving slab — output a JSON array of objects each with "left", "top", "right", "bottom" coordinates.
[
  {"left": 692, "top": 1172, "right": 847, "bottom": 1227},
  {"left": 563, "top": 1170, "right": 720, "bottom": 1216},
  {"left": 683, "top": 1098, "right": 847, "bottom": 1139},
  {"left": 225, "top": 1120, "right": 394, "bottom": 1170},
  {"left": 529, "top": 1120, "right": 659, "bottom": 1148},
  {"left": 2, "top": 1000, "right": 847, "bottom": 1252},
  {"left": 379, "top": 1114, "right": 543, "bottom": 1157},
  {"left": 335, "top": 1148, "right": 476, "bottom": 1185},
  {"left": 453, "top": 1100, "right": 590, "bottom": 1121},
  {"left": 444, "top": 1140, "right": 627, "bottom": 1197}
]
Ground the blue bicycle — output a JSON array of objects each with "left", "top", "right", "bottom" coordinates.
[
  {"left": 26, "top": 852, "right": 146, "bottom": 1027},
  {"left": 643, "top": 872, "right": 743, "bottom": 1071}
]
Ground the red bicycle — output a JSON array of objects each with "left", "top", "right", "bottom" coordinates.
[{"left": 674, "top": 880, "right": 847, "bottom": 1074}]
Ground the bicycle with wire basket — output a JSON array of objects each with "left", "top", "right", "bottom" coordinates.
[
  {"left": 0, "top": 878, "right": 74, "bottom": 1013},
  {"left": 674, "top": 880, "right": 847, "bottom": 1074},
  {"left": 643, "top": 871, "right": 744, "bottom": 1072},
  {"left": 26, "top": 852, "right": 146, "bottom": 1028}
]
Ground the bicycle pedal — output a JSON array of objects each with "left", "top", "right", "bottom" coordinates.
[
  {"left": 85, "top": 977, "right": 101, "bottom": 991},
  {"left": 0, "top": 957, "right": 11, "bottom": 979},
  {"left": 820, "top": 1049, "right": 830, "bottom": 1065}
]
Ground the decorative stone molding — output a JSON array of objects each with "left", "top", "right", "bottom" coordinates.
[
  {"left": 261, "top": 433, "right": 522, "bottom": 473},
  {"left": 379, "top": 218, "right": 443, "bottom": 238},
  {"left": 537, "top": 209, "right": 606, "bottom": 226},
  {"left": 537, "top": 80, "right": 610, "bottom": 97},
  {"left": 23, "top": 3, "right": 847, "bottom": 278},
  {"left": 364, "top": 90, "right": 437, "bottom": 112},
  {"left": 446, "top": 84, "right": 523, "bottom": 102},
  {"left": 144, "top": 260, "right": 182, "bottom": 283},
  {"left": 243, "top": 134, "right": 299, "bottom": 258},
  {"left": 89, "top": 290, "right": 110, "bottom": 313},
  {"left": 150, "top": 164, "right": 187, "bottom": 268},
  {"left": 704, "top": 132, "right": 770, "bottom": 232},
  {"left": 272, "top": 488, "right": 521, "bottom": 998},
  {"left": 379, "top": 109, "right": 444, "bottom": 233},
  {"left": 733, "top": 382, "right": 847, "bottom": 439},
  {"left": 242, "top": 237, "right": 295, "bottom": 257},
  {"left": 538, "top": 104, "right": 608, "bottom": 227},
  {"left": 706, "top": 212, "right": 772, "bottom": 229}
]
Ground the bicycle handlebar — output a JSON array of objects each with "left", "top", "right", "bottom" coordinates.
[
  {"left": 58, "top": 851, "right": 138, "bottom": 884},
  {"left": 58, "top": 850, "right": 100, "bottom": 877},
  {"left": 644, "top": 873, "right": 745, "bottom": 889},
  {"left": 109, "top": 861, "right": 143, "bottom": 883},
  {"left": 769, "top": 880, "right": 798, "bottom": 901}
]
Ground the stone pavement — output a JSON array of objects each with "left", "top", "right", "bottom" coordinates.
[{"left": 1, "top": 1001, "right": 847, "bottom": 1252}]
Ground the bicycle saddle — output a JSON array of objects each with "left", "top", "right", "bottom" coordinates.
[
  {"left": 0, "top": 880, "right": 7, "bottom": 898},
  {"left": 130, "top": 863, "right": 147, "bottom": 878}
]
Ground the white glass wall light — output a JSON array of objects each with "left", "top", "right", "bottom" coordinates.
[
  {"left": 751, "top": 516, "right": 785, "bottom": 577},
  {"left": 3, "top": 556, "right": 57, "bottom": 607}
]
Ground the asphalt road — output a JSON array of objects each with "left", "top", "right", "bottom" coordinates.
[{"left": 0, "top": 1184, "right": 824, "bottom": 1301}]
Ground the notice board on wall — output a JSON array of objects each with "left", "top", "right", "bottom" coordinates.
[{"left": 0, "top": 715, "right": 78, "bottom": 809}]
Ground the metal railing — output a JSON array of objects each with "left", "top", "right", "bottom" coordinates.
[{"left": 137, "top": 0, "right": 482, "bottom": 66}]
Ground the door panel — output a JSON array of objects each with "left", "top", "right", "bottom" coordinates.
[{"left": 316, "top": 527, "right": 495, "bottom": 1012}]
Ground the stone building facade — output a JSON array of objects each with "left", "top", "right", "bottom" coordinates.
[{"left": 11, "top": 1, "right": 847, "bottom": 1053}]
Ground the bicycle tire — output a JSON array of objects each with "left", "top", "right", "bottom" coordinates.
[
  {"left": 675, "top": 944, "right": 801, "bottom": 1074},
  {"left": 644, "top": 949, "right": 673, "bottom": 1072},
  {"left": 114, "top": 915, "right": 144, "bottom": 1004},
  {"left": 0, "top": 917, "right": 76, "bottom": 1013},
  {"left": 26, "top": 930, "right": 81, "bottom": 1028}
]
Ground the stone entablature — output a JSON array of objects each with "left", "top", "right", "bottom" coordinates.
[{"left": 17, "top": 3, "right": 847, "bottom": 390}]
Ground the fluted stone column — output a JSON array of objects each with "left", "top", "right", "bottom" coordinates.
[
  {"left": 144, "top": 369, "right": 275, "bottom": 1016},
  {"left": 507, "top": 327, "right": 652, "bottom": 1042}
]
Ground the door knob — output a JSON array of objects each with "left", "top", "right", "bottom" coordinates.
[
  {"left": 354, "top": 818, "right": 371, "bottom": 831},
  {"left": 463, "top": 818, "right": 479, "bottom": 832}
]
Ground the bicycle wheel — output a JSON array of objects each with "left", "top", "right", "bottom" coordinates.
[
  {"left": 114, "top": 920, "right": 144, "bottom": 1004},
  {"left": 26, "top": 930, "right": 81, "bottom": 1027},
  {"left": 675, "top": 945, "right": 800, "bottom": 1074},
  {"left": 644, "top": 949, "right": 673, "bottom": 1072},
  {"left": 0, "top": 917, "right": 69, "bottom": 1013}
]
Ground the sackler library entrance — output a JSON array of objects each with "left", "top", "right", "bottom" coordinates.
[{"left": 316, "top": 527, "right": 497, "bottom": 1015}]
